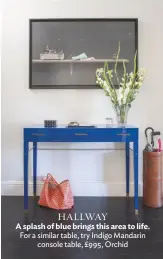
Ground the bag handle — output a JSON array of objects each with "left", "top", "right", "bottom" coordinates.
[{"left": 45, "top": 173, "right": 58, "bottom": 186}]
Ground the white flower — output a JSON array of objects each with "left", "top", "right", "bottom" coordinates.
[
  {"left": 96, "top": 50, "right": 145, "bottom": 107},
  {"left": 96, "top": 68, "right": 104, "bottom": 77},
  {"left": 123, "top": 87, "right": 130, "bottom": 103},
  {"left": 96, "top": 77, "right": 104, "bottom": 85},
  {"left": 116, "top": 87, "right": 123, "bottom": 105},
  {"left": 100, "top": 78, "right": 104, "bottom": 84},
  {"left": 106, "top": 70, "right": 113, "bottom": 78}
]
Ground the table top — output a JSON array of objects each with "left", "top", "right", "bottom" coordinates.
[{"left": 24, "top": 124, "right": 138, "bottom": 129}]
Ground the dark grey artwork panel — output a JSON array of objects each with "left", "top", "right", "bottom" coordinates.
[{"left": 30, "top": 19, "right": 138, "bottom": 89}]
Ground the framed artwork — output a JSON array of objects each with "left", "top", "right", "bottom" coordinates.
[{"left": 29, "top": 18, "right": 138, "bottom": 89}]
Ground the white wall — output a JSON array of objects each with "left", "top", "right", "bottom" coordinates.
[{"left": 1, "top": 0, "right": 163, "bottom": 196}]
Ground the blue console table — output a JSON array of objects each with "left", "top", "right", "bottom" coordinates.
[{"left": 23, "top": 125, "right": 139, "bottom": 214}]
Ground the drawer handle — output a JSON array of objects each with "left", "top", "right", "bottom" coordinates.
[
  {"left": 117, "top": 133, "right": 130, "bottom": 136},
  {"left": 32, "top": 133, "right": 45, "bottom": 136},
  {"left": 74, "top": 133, "right": 88, "bottom": 136}
]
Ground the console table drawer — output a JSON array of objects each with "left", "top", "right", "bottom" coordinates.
[
  {"left": 25, "top": 130, "right": 68, "bottom": 142},
  {"left": 68, "top": 129, "right": 136, "bottom": 142}
]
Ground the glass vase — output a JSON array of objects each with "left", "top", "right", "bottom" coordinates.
[{"left": 114, "top": 104, "right": 131, "bottom": 127}]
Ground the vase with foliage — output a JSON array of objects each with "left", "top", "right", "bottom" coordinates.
[{"left": 96, "top": 43, "right": 145, "bottom": 126}]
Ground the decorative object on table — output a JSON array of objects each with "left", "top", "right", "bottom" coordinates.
[
  {"left": 68, "top": 121, "right": 80, "bottom": 127},
  {"left": 40, "top": 45, "right": 64, "bottom": 60},
  {"left": 96, "top": 42, "right": 145, "bottom": 125},
  {"left": 67, "top": 121, "right": 96, "bottom": 128},
  {"left": 38, "top": 173, "right": 74, "bottom": 210},
  {"left": 44, "top": 120, "right": 57, "bottom": 128},
  {"left": 106, "top": 117, "right": 113, "bottom": 127}
]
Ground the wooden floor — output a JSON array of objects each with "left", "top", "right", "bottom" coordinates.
[{"left": 1, "top": 196, "right": 163, "bottom": 259}]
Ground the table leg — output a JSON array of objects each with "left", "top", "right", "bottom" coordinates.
[
  {"left": 125, "top": 142, "right": 130, "bottom": 198},
  {"left": 33, "top": 142, "right": 37, "bottom": 197},
  {"left": 24, "top": 141, "right": 29, "bottom": 211},
  {"left": 134, "top": 141, "right": 139, "bottom": 215}
]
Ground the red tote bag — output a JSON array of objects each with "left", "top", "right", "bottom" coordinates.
[{"left": 38, "top": 174, "right": 74, "bottom": 209}]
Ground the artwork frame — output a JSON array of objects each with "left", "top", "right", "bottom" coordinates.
[{"left": 29, "top": 18, "right": 138, "bottom": 89}]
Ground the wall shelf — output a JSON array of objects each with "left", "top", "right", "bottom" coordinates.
[{"left": 32, "top": 59, "right": 129, "bottom": 64}]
